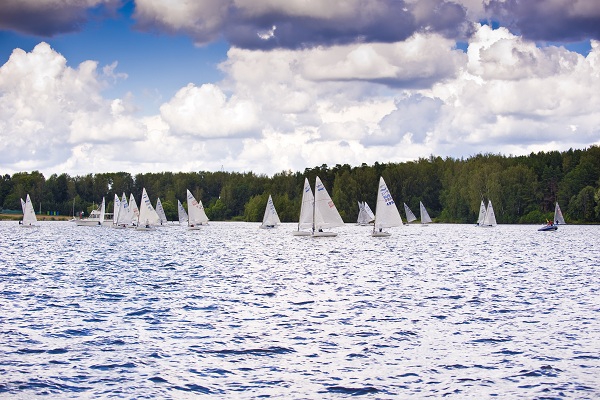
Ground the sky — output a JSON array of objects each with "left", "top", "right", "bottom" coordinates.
[{"left": 0, "top": 0, "right": 599, "bottom": 177}]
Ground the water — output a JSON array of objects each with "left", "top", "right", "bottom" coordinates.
[{"left": 1, "top": 222, "right": 598, "bottom": 398}]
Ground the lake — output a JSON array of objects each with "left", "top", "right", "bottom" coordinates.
[{"left": 1, "top": 222, "right": 598, "bottom": 398}]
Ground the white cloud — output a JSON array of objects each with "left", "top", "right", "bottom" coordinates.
[
  {"left": 159, "top": 83, "right": 261, "bottom": 138},
  {"left": 2, "top": 24, "right": 600, "bottom": 178}
]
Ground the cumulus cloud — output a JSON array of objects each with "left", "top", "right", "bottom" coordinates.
[
  {"left": 133, "top": 0, "right": 471, "bottom": 49},
  {"left": 159, "top": 83, "right": 261, "bottom": 138},
  {"left": 0, "top": 0, "right": 120, "bottom": 36},
  {"left": 0, "top": 43, "right": 144, "bottom": 173},
  {"left": 2, "top": 20, "right": 600, "bottom": 177}
]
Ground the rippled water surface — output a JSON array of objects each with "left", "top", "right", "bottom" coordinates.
[{"left": 1, "top": 221, "right": 599, "bottom": 398}]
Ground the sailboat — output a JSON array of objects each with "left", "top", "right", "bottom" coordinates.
[
  {"left": 419, "top": 201, "right": 432, "bottom": 225},
  {"left": 404, "top": 203, "right": 417, "bottom": 225},
  {"left": 111, "top": 194, "right": 121, "bottom": 226},
  {"left": 128, "top": 193, "right": 140, "bottom": 228},
  {"left": 186, "top": 189, "right": 209, "bottom": 230},
  {"left": 136, "top": 188, "right": 160, "bottom": 231},
  {"left": 260, "top": 194, "right": 281, "bottom": 229},
  {"left": 177, "top": 199, "right": 188, "bottom": 225},
  {"left": 357, "top": 201, "right": 375, "bottom": 225},
  {"left": 156, "top": 198, "right": 169, "bottom": 226},
  {"left": 478, "top": 199, "right": 497, "bottom": 227},
  {"left": 554, "top": 202, "right": 566, "bottom": 225},
  {"left": 372, "top": 177, "right": 403, "bottom": 237},
  {"left": 113, "top": 193, "right": 131, "bottom": 229},
  {"left": 74, "top": 198, "right": 105, "bottom": 226},
  {"left": 313, "top": 176, "right": 344, "bottom": 237},
  {"left": 476, "top": 200, "right": 486, "bottom": 226},
  {"left": 19, "top": 194, "right": 38, "bottom": 227},
  {"left": 292, "top": 178, "right": 314, "bottom": 236}
]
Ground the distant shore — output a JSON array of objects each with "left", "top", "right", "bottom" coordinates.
[{"left": 0, "top": 214, "right": 72, "bottom": 221}]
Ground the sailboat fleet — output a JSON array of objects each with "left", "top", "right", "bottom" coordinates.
[{"left": 20, "top": 180, "right": 570, "bottom": 234}]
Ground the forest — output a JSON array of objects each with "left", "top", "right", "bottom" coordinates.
[{"left": 2, "top": 146, "right": 600, "bottom": 224}]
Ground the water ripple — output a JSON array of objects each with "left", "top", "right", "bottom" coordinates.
[{"left": 1, "top": 221, "right": 599, "bottom": 398}]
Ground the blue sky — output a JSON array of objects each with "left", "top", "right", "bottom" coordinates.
[{"left": 0, "top": 0, "right": 599, "bottom": 176}]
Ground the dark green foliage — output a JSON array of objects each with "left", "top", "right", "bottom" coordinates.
[{"left": 2, "top": 146, "right": 600, "bottom": 223}]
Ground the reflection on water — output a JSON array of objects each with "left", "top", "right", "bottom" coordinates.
[{"left": 0, "top": 221, "right": 599, "bottom": 398}]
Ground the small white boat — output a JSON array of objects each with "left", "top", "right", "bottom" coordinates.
[
  {"left": 19, "top": 194, "right": 38, "bottom": 227},
  {"left": 371, "top": 177, "right": 403, "bottom": 237},
  {"left": 403, "top": 203, "right": 417, "bottom": 225},
  {"left": 357, "top": 201, "right": 375, "bottom": 226},
  {"left": 260, "top": 194, "right": 281, "bottom": 229},
  {"left": 186, "top": 189, "right": 209, "bottom": 230},
  {"left": 554, "top": 202, "right": 566, "bottom": 225},
  {"left": 135, "top": 188, "right": 160, "bottom": 231},
  {"left": 476, "top": 199, "right": 497, "bottom": 227},
  {"left": 419, "top": 201, "right": 432, "bottom": 226},
  {"left": 312, "top": 176, "right": 344, "bottom": 237},
  {"left": 538, "top": 222, "right": 558, "bottom": 231},
  {"left": 74, "top": 198, "right": 105, "bottom": 226},
  {"left": 292, "top": 178, "right": 314, "bottom": 236},
  {"left": 177, "top": 199, "right": 189, "bottom": 226}
]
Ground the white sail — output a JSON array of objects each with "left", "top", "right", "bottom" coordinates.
[
  {"left": 293, "top": 178, "right": 314, "bottom": 235},
  {"left": 138, "top": 188, "right": 161, "bottom": 226},
  {"left": 260, "top": 194, "right": 281, "bottom": 228},
  {"left": 99, "top": 197, "right": 105, "bottom": 224},
  {"left": 357, "top": 201, "right": 375, "bottom": 225},
  {"left": 21, "top": 194, "right": 38, "bottom": 226},
  {"left": 187, "top": 189, "right": 209, "bottom": 226},
  {"left": 156, "top": 198, "right": 168, "bottom": 225},
  {"left": 404, "top": 203, "right": 417, "bottom": 223},
  {"left": 372, "top": 177, "right": 403, "bottom": 236},
  {"left": 115, "top": 193, "right": 131, "bottom": 227},
  {"left": 482, "top": 200, "right": 497, "bottom": 227},
  {"left": 477, "top": 200, "right": 486, "bottom": 225},
  {"left": 313, "top": 176, "right": 344, "bottom": 231},
  {"left": 113, "top": 194, "right": 121, "bottom": 224},
  {"left": 129, "top": 193, "right": 140, "bottom": 226},
  {"left": 419, "top": 201, "right": 432, "bottom": 224},
  {"left": 364, "top": 201, "right": 375, "bottom": 221},
  {"left": 554, "top": 202, "right": 566, "bottom": 225},
  {"left": 177, "top": 199, "right": 188, "bottom": 225}
]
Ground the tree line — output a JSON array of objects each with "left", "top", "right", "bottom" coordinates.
[{"left": 2, "top": 146, "right": 600, "bottom": 224}]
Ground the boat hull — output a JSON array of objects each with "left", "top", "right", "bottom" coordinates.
[
  {"left": 292, "top": 231, "right": 312, "bottom": 236},
  {"left": 135, "top": 226, "right": 156, "bottom": 231},
  {"left": 312, "top": 231, "right": 337, "bottom": 237},
  {"left": 538, "top": 225, "right": 558, "bottom": 231},
  {"left": 74, "top": 220, "right": 102, "bottom": 226},
  {"left": 371, "top": 232, "right": 391, "bottom": 237},
  {"left": 187, "top": 226, "right": 201, "bottom": 230}
]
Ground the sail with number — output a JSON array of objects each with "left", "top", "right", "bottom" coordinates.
[
  {"left": 129, "top": 193, "right": 139, "bottom": 226},
  {"left": 554, "top": 202, "right": 566, "bottom": 225},
  {"left": 115, "top": 193, "right": 131, "bottom": 227},
  {"left": 419, "top": 201, "right": 432, "bottom": 224},
  {"left": 113, "top": 194, "right": 121, "bottom": 225},
  {"left": 372, "top": 177, "right": 403, "bottom": 236},
  {"left": 260, "top": 194, "right": 281, "bottom": 228},
  {"left": 313, "top": 176, "right": 344, "bottom": 235},
  {"left": 156, "top": 198, "right": 168, "bottom": 225},
  {"left": 293, "top": 178, "right": 314, "bottom": 235},
  {"left": 404, "top": 203, "right": 417, "bottom": 224},
  {"left": 138, "top": 188, "right": 161, "bottom": 227},
  {"left": 177, "top": 199, "right": 188, "bottom": 225},
  {"left": 186, "top": 189, "right": 209, "bottom": 227}
]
